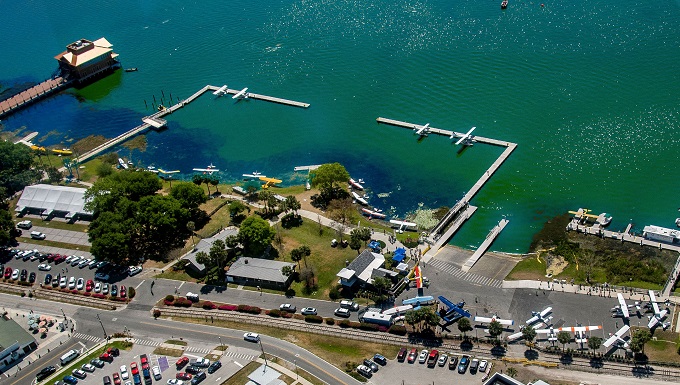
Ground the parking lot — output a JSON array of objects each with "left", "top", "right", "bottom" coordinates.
[
  {"left": 53, "top": 341, "right": 257, "bottom": 385},
  {"left": 365, "top": 351, "right": 493, "bottom": 384}
]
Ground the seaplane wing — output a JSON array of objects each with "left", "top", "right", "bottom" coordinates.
[
  {"left": 560, "top": 325, "right": 602, "bottom": 333},
  {"left": 413, "top": 265, "right": 423, "bottom": 289},
  {"left": 455, "top": 126, "right": 476, "bottom": 145},
  {"left": 414, "top": 123, "right": 430, "bottom": 136},
  {"left": 648, "top": 309, "right": 669, "bottom": 329},
  {"left": 526, "top": 307, "right": 552, "bottom": 325},
  {"left": 507, "top": 331, "right": 523, "bottom": 341},
  {"left": 438, "top": 296, "right": 471, "bottom": 319},
  {"left": 192, "top": 168, "right": 220, "bottom": 173},
  {"left": 232, "top": 87, "right": 249, "bottom": 99},
  {"left": 617, "top": 294, "right": 630, "bottom": 318},
  {"left": 212, "top": 85, "right": 228, "bottom": 96},
  {"left": 474, "top": 315, "right": 514, "bottom": 326},
  {"left": 649, "top": 290, "right": 661, "bottom": 315},
  {"left": 604, "top": 324, "right": 630, "bottom": 348}
]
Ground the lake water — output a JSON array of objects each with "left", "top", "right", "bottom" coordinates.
[{"left": 1, "top": 0, "right": 679, "bottom": 253}]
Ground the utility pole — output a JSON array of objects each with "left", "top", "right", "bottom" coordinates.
[
  {"left": 259, "top": 340, "right": 268, "bottom": 370},
  {"left": 96, "top": 314, "right": 108, "bottom": 340}
]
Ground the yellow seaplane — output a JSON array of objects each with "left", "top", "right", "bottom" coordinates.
[
  {"left": 52, "top": 148, "right": 73, "bottom": 156},
  {"left": 259, "top": 176, "right": 282, "bottom": 189}
]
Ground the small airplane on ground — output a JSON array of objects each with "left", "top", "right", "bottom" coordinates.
[
  {"left": 192, "top": 163, "right": 220, "bottom": 175},
  {"left": 389, "top": 219, "right": 417, "bottom": 233},
  {"left": 232, "top": 87, "right": 249, "bottom": 100},
  {"left": 349, "top": 178, "right": 364, "bottom": 190},
  {"left": 437, "top": 296, "right": 471, "bottom": 326},
  {"left": 559, "top": 324, "right": 603, "bottom": 346},
  {"left": 647, "top": 290, "right": 670, "bottom": 330},
  {"left": 611, "top": 293, "right": 633, "bottom": 319},
  {"left": 212, "top": 85, "right": 228, "bottom": 96},
  {"left": 259, "top": 176, "right": 282, "bottom": 189},
  {"left": 525, "top": 306, "right": 553, "bottom": 328},
  {"left": 454, "top": 126, "right": 476, "bottom": 146},
  {"left": 604, "top": 324, "right": 630, "bottom": 349},
  {"left": 474, "top": 313, "right": 514, "bottom": 326},
  {"left": 414, "top": 123, "right": 430, "bottom": 137}
]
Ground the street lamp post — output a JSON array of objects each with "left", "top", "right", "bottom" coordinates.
[
  {"left": 60, "top": 308, "right": 66, "bottom": 320},
  {"left": 259, "top": 340, "right": 268, "bottom": 369},
  {"left": 96, "top": 314, "right": 108, "bottom": 340},
  {"left": 218, "top": 336, "right": 223, "bottom": 350},
  {"left": 294, "top": 359, "right": 298, "bottom": 379}
]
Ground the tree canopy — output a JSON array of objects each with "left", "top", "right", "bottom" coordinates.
[
  {"left": 488, "top": 320, "right": 504, "bottom": 339},
  {"left": 238, "top": 215, "right": 275, "bottom": 256},
  {"left": 522, "top": 325, "right": 537, "bottom": 350},
  {"left": 457, "top": 317, "right": 473, "bottom": 337},
  {"left": 170, "top": 182, "right": 208, "bottom": 212},
  {"left": 309, "top": 162, "right": 349, "bottom": 188},
  {"left": 557, "top": 331, "right": 572, "bottom": 352},
  {"left": 0, "top": 141, "right": 41, "bottom": 196}
]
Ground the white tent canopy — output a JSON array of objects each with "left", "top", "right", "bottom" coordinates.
[{"left": 15, "top": 184, "right": 92, "bottom": 218}]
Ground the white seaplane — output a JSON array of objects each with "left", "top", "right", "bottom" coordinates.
[
  {"left": 232, "top": 87, "right": 249, "bottom": 100},
  {"left": 212, "top": 85, "right": 228, "bottom": 96},
  {"left": 474, "top": 313, "right": 514, "bottom": 326},
  {"left": 604, "top": 324, "right": 630, "bottom": 349},
  {"left": 453, "top": 126, "right": 476, "bottom": 146},
  {"left": 192, "top": 163, "right": 220, "bottom": 175},
  {"left": 414, "top": 123, "right": 430, "bottom": 137},
  {"left": 647, "top": 290, "right": 670, "bottom": 330}
]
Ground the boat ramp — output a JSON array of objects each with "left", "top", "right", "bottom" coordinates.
[{"left": 462, "top": 218, "right": 509, "bottom": 272}]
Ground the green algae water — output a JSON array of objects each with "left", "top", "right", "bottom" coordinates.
[{"left": 1, "top": 0, "right": 679, "bottom": 253}]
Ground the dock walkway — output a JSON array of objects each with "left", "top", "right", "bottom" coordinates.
[
  {"left": 462, "top": 218, "right": 509, "bottom": 272},
  {"left": 425, "top": 205, "right": 478, "bottom": 262},
  {"left": 294, "top": 165, "right": 321, "bottom": 172},
  {"left": 0, "top": 77, "right": 72, "bottom": 118},
  {"left": 209, "top": 86, "right": 310, "bottom": 108}
]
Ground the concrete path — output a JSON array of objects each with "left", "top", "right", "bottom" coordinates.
[{"left": 30, "top": 226, "right": 90, "bottom": 246}]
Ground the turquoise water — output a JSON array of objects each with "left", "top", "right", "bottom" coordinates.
[{"left": 1, "top": 0, "right": 679, "bottom": 253}]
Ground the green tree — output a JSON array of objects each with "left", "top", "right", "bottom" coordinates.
[
  {"left": 229, "top": 200, "right": 248, "bottom": 217},
  {"left": 488, "top": 320, "right": 504, "bottom": 340},
  {"left": 371, "top": 276, "right": 391, "bottom": 296},
  {"left": 309, "top": 162, "right": 349, "bottom": 188},
  {"left": 284, "top": 195, "right": 301, "bottom": 214},
  {"left": 557, "top": 331, "right": 572, "bottom": 353},
  {"left": 630, "top": 329, "right": 651, "bottom": 354},
  {"left": 0, "top": 141, "right": 41, "bottom": 196},
  {"left": 46, "top": 166, "right": 64, "bottom": 183},
  {"left": 522, "top": 325, "right": 537, "bottom": 350},
  {"left": 281, "top": 265, "right": 294, "bottom": 277},
  {"left": 358, "top": 227, "right": 371, "bottom": 245},
  {"left": 238, "top": 215, "right": 275, "bottom": 256},
  {"left": 327, "top": 198, "right": 354, "bottom": 239},
  {"left": 405, "top": 309, "right": 422, "bottom": 332},
  {"left": 422, "top": 307, "right": 441, "bottom": 330},
  {"left": 588, "top": 336, "right": 602, "bottom": 355},
  {"left": 258, "top": 189, "right": 274, "bottom": 214},
  {"left": 96, "top": 162, "right": 113, "bottom": 178},
  {"left": 297, "top": 245, "right": 311, "bottom": 267},
  {"left": 171, "top": 182, "right": 208, "bottom": 212},
  {"left": 0, "top": 195, "right": 16, "bottom": 246},
  {"left": 290, "top": 248, "right": 303, "bottom": 268},
  {"left": 192, "top": 174, "right": 209, "bottom": 195},
  {"left": 506, "top": 367, "right": 517, "bottom": 378},
  {"left": 85, "top": 170, "right": 162, "bottom": 213},
  {"left": 457, "top": 317, "right": 473, "bottom": 338},
  {"left": 209, "top": 175, "right": 220, "bottom": 193},
  {"left": 187, "top": 221, "right": 196, "bottom": 247},
  {"left": 349, "top": 235, "right": 362, "bottom": 253}
]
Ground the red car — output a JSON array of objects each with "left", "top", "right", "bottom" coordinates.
[
  {"left": 120, "top": 285, "right": 127, "bottom": 298},
  {"left": 407, "top": 348, "right": 418, "bottom": 363},
  {"left": 112, "top": 373, "right": 121, "bottom": 385},
  {"left": 175, "top": 357, "right": 189, "bottom": 369},
  {"left": 175, "top": 373, "right": 192, "bottom": 381},
  {"left": 3, "top": 267, "right": 11, "bottom": 279},
  {"left": 99, "top": 353, "right": 113, "bottom": 362},
  {"left": 85, "top": 279, "right": 94, "bottom": 292},
  {"left": 140, "top": 354, "right": 149, "bottom": 371},
  {"left": 130, "top": 362, "right": 139, "bottom": 376},
  {"left": 53, "top": 254, "right": 66, "bottom": 263}
]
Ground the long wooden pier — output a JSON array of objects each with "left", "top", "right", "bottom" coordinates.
[
  {"left": 376, "top": 117, "right": 513, "bottom": 147},
  {"left": 294, "top": 165, "right": 321, "bottom": 171},
  {"left": 0, "top": 77, "right": 72, "bottom": 118},
  {"left": 462, "top": 218, "right": 509, "bottom": 272},
  {"left": 207, "top": 86, "right": 310, "bottom": 108}
]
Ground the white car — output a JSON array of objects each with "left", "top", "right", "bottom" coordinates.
[
  {"left": 120, "top": 365, "right": 129, "bottom": 380},
  {"left": 243, "top": 332, "right": 260, "bottom": 342},
  {"left": 167, "top": 380, "right": 183, "bottom": 385},
  {"left": 60, "top": 276, "right": 68, "bottom": 288},
  {"left": 334, "top": 308, "right": 350, "bottom": 317},
  {"left": 68, "top": 276, "right": 76, "bottom": 289},
  {"left": 152, "top": 366, "right": 161, "bottom": 380},
  {"left": 479, "top": 359, "right": 488, "bottom": 373},
  {"left": 437, "top": 354, "right": 448, "bottom": 367},
  {"left": 81, "top": 364, "right": 96, "bottom": 372},
  {"left": 76, "top": 278, "right": 85, "bottom": 290},
  {"left": 418, "top": 349, "right": 428, "bottom": 364},
  {"left": 94, "top": 282, "right": 102, "bottom": 293},
  {"left": 78, "top": 259, "right": 91, "bottom": 268},
  {"left": 301, "top": 307, "right": 317, "bottom": 315},
  {"left": 102, "top": 283, "right": 109, "bottom": 294},
  {"left": 340, "top": 300, "right": 359, "bottom": 311},
  {"left": 11, "top": 269, "right": 19, "bottom": 280},
  {"left": 65, "top": 255, "right": 75, "bottom": 263},
  {"left": 38, "top": 264, "right": 52, "bottom": 271},
  {"left": 88, "top": 259, "right": 99, "bottom": 269},
  {"left": 128, "top": 266, "right": 143, "bottom": 276}
]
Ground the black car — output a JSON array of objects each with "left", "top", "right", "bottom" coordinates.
[
  {"left": 185, "top": 366, "right": 202, "bottom": 375},
  {"left": 36, "top": 365, "right": 57, "bottom": 381},
  {"left": 190, "top": 372, "right": 206, "bottom": 385},
  {"left": 29, "top": 272, "right": 36, "bottom": 283},
  {"left": 362, "top": 359, "right": 378, "bottom": 372},
  {"left": 373, "top": 354, "right": 387, "bottom": 366},
  {"left": 103, "top": 375, "right": 112, "bottom": 385},
  {"left": 20, "top": 269, "right": 28, "bottom": 281},
  {"left": 207, "top": 361, "right": 221, "bottom": 374},
  {"left": 44, "top": 274, "right": 53, "bottom": 285},
  {"left": 90, "top": 359, "right": 105, "bottom": 368}
]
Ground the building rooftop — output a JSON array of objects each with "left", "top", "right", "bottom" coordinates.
[
  {"left": 16, "top": 184, "right": 92, "bottom": 217},
  {"left": 337, "top": 249, "right": 385, "bottom": 285},
  {"left": 0, "top": 316, "right": 36, "bottom": 351},
  {"left": 227, "top": 258, "right": 295, "bottom": 284},
  {"left": 55, "top": 38, "right": 117, "bottom": 68}
]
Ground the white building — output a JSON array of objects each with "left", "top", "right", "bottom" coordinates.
[{"left": 643, "top": 225, "right": 680, "bottom": 244}]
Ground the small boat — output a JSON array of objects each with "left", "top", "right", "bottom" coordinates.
[
  {"left": 125, "top": 68, "right": 138, "bottom": 72},
  {"left": 676, "top": 218, "right": 680, "bottom": 227},
  {"left": 349, "top": 178, "right": 364, "bottom": 190},
  {"left": 501, "top": 0, "right": 508, "bottom": 9},
  {"left": 362, "top": 208, "right": 386, "bottom": 219},
  {"left": 118, "top": 158, "right": 129, "bottom": 170},
  {"left": 243, "top": 171, "right": 266, "bottom": 179},
  {"left": 52, "top": 148, "right": 73, "bottom": 156},
  {"left": 305, "top": 180, "right": 311, "bottom": 190},
  {"left": 351, "top": 191, "right": 368, "bottom": 206}
]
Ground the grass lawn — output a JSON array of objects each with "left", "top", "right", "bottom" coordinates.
[
  {"left": 155, "top": 269, "right": 200, "bottom": 283},
  {"left": 506, "top": 255, "right": 546, "bottom": 281},
  {"left": 222, "top": 362, "right": 260, "bottom": 385},
  {"left": 276, "top": 219, "right": 360, "bottom": 299},
  {"left": 17, "top": 238, "right": 91, "bottom": 253},
  {"left": 165, "top": 339, "right": 188, "bottom": 346},
  {"left": 196, "top": 199, "right": 232, "bottom": 239},
  {"left": 152, "top": 346, "right": 184, "bottom": 357},
  {"left": 77, "top": 157, "right": 106, "bottom": 184}
]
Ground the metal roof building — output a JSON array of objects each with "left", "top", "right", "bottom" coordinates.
[
  {"left": 0, "top": 316, "right": 38, "bottom": 373},
  {"left": 226, "top": 257, "right": 296, "bottom": 289},
  {"left": 15, "top": 184, "right": 93, "bottom": 220}
]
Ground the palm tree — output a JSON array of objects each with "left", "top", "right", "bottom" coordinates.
[
  {"left": 588, "top": 336, "right": 602, "bottom": 356},
  {"left": 557, "top": 331, "right": 572, "bottom": 353},
  {"left": 187, "top": 221, "right": 196, "bottom": 247},
  {"left": 522, "top": 325, "right": 537, "bottom": 350}
]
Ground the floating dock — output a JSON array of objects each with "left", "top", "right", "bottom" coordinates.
[
  {"left": 0, "top": 77, "right": 72, "bottom": 118},
  {"left": 207, "top": 85, "right": 310, "bottom": 108},
  {"left": 462, "top": 218, "right": 509, "bottom": 272},
  {"left": 294, "top": 165, "right": 321, "bottom": 172},
  {"left": 376, "top": 117, "right": 513, "bottom": 147}
]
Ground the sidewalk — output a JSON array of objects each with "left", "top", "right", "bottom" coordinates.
[
  {"left": 252, "top": 357, "right": 314, "bottom": 385},
  {"left": 502, "top": 279, "right": 654, "bottom": 302}
]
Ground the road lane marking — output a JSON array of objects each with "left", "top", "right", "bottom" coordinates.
[
  {"left": 11, "top": 340, "right": 81, "bottom": 384},
  {"left": 135, "top": 280, "right": 146, "bottom": 290},
  {"left": 233, "top": 362, "right": 243, "bottom": 368}
]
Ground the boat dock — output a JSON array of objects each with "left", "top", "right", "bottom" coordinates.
[
  {"left": 14, "top": 131, "right": 39, "bottom": 146},
  {"left": 376, "top": 117, "right": 513, "bottom": 147},
  {"left": 462, "top": 218, "right": 509, "bottom": 272},
  {"left": 0, "top": 77, "right": 72, "bottom": 118},
  {"left": 294, "top": 165, "right": 321, "bottom": 172},
  {"left": 568, "top": 222, "right": 680, "bottom": 253},
  {"left": 207, "top": 86, "right": 310, "bottom": 108},
  {"left": 427, "top": 205, "right": 478, "bottom": 257}
]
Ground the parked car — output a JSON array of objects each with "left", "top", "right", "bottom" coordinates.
[
  {"left": 301, "top": 307, "right": 317, "bottom": 315},
  {"left": 78, "top": 259, "right": 91, "bottom": 268},
  {"left": 113, "top": 373, "right": 121, "bottom": 385},
  {"left": 243, "top": 332, "right": 260, "bottom": 342},
  {"left": 339, "top": 300, "right": 359, "bottom": 311},
  {"left": 44, "top": 274, "right": 53, "bottom": 285},
  {"left": 4, "top": 267, "right": 11, "bottom": 279},
  {"left": 407, "top": 348, "right": 417, "bottom": 363},
  {"left": 120, "top": 365, "right": 129, "bottom": 380},
  {"left": 189, "top": 372, "right": 205, "bottom": 385},
  {"left": 38, "top": 263, "right": 52, "bottom": 271},
  {"left": 132, "top": 374, "right": 142, "bottom": 385},
  {"left": 479, "top": 359, "right": 488, "bottom": 373},
  {"left": 128, "top": 266, "right": 143, "bottom": 276},
  {"left": 94, "top": 282, "right": 102, "bottom": 293},
  {"left": 362, "top": 359, "right": 378, "bottom": 372},
  {"left": 279, "top": 304, "right": 296, "bottom": 313},
  {"left": 30, "top": 231, "right": 46, "bottom": 240},
  {"left": 120, "top": 285, "right": 127, "bottom": 298},
  {"left": 184, "top": 366, "right": 201, "bottom": 375},
  {"left": 373, "top": 353, "right": 387, "bottom": 366},
  {"left": 11, "top": 269, "right": 19, "bottom": 280},
  {"left": 20, "top": 269, "right": 28, "bottom": 281},
  {"left": 28, "top": 272, "right": 36, "bottom": 283},
  {"left": 35, "top": 365, "right": 56, "bottom": 381},
  {"left": 99, "top": 353, "right": 113, "bottom": 362},
  {"left": 70, "top": 256, "right": 82, "bottom": 266},
  {"left": 397, "top": 347, "right": 407, "bottom": 362},
  {"left": 81, "top": 364, "right": 96, "bottom": 373},
  {"left": 448, "top": 355, "right": 458, "bottom": 370},
  {"left": 107, "top": 347, "right": 120, "bottom": 357},
  {"left": 17, "top": 220, "right": 32, "bottom": 229},
  {"left": 86, "top": 279, "right": 94, "bottom": 292},
  {"left": 167, "top": 380, "right": 184, "bottom": 385},
  {"left": 190, "top": 358, "right": 209, "bottom": 368},
  {"left": 68, "top": 276, "right": 76, "bottom": 289},
  {"left": 207, "top": 361, "right": 221, "bottom": 374},
  {"left": 111, "top": 284, "right": 118, "bottom": 297},
  {"left": 334, "top": 308, "right": 350, "bottom": 317},
  {"left": 76, "top": 278, "right": 84, "bottom": 290},
  {"left": 470, "top": 358, "right": 479, "bottom": 374},
  {"left": 90, "top": 359, "right": 105, "bottom": 368},
  {"left": 437, "top": 354, "right": 448, "bottom": 367},
  {"left": 140, "top": 354, "right": 149, "bottom": 370},
  {"left": 356, "top": 365, "right": 372, "bottom": 378},
  {"left": 60, "top": 276, "right": 68, "bottom": 288},
  {"left": 95, "top": 272, "right": 110, "bottom": 281},
  {"left": 130, "top": 362, "right": 139, "bottom": 376},
  {"left": 72, "top": 369, "right": 87, "bottom": 379},
  {"left": 63, "top": 375, "right": 78, "bottom": 385},
  {"left": 175, "top": 357, "right": 189, "bottom": 370},
  {"left": 89, "top": 259, "right": 99, "bottom": 269},
  {"left": 418, "top": 349, "right": 428, "bottom": 364},
  {"left": 151, "top": 366, "right": 161, "bottom": 380},
  {"left": 457, "top": 356, "right": 470, "bottom": 374},
  {"left": 175, "top": 373, "right": 192, "bottom": 381}
]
